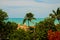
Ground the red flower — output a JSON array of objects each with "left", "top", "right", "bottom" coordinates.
[{"left": 48, "top": 30, "right": 60, "bottom": 40}]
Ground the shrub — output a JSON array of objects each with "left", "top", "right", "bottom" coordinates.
[
  {"left": 0, "top": 21, "right": 18, "bottom": 39},
  {"left": 55, "top": 24, "right": 60, "bottom": 31},
  {"left": 48, "top": 30, "right": 60, "bottom": 40},
  {"left": 35, "top": 18, "right": 57, "bottom": 40}
]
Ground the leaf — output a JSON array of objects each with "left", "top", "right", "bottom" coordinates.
[
  {"left": 23, "top": 19, "right": 27, "bottom": 24},
  {"left": 53, "top": 10, "right": 57, "bottom": 15},
  {"left": 33, "top": 18, "right": 36, "bottom": 20},
  {"left": 57, "top": 8, "right": 60, "bottom": 15}
]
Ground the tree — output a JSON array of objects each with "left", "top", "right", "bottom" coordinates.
[
  {"left": 49, "top": 8, "right": 60, "bottom": 24},
  {"left": 23, "top": 12, "right": 36, "bottom": 27},
  {"left": 0, "top": 9, "right": 8, "bottom": 29},
  {"left": 0, "top": 9, "right": 18, "bottom": 40},
  {"left": 0, "top": 9, "right": 8, "bottom": 39},
  {"left": 0, "top": 9, "right": 8, "bottom": 21}
]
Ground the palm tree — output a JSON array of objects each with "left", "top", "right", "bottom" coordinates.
[
  {"left": 49, "top": 8, "right": 60, "bottom": 24},
  {"left": 23, "top": 12, "right": 36, "bottom": 27}
]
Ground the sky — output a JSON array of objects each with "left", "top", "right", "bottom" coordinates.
[{"left": 0, "top": 0, "right": 60, "bottom": 18}]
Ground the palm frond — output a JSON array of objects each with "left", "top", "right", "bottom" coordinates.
[
  {"left": 49, "top": 13, "right": 53, "bottom": 16},
  {"left": 53, "top": 10, "right": 57, "bottom": 15},
  {"left": 49, "top": 13, "right": 55, "bottom": 18},
  {"left": 57, "top": 8, "right": 60, "bottom": 14},
  {"left": 23, "top": 19, "right": 26, "bottom": 24},
  {"left": 33, "top": 18, "right": 36, "bottom": 20}
]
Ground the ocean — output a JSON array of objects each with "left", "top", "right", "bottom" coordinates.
[{"left": 6, "top": 18, "right": 59, "bottom": 26}]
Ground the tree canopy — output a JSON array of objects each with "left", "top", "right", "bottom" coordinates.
[
  {"left": 23, "top": 12, "right": 36, "bottom": 26},
  {"left": 0, "top": 9, "right": 8, "bottom": 21}
]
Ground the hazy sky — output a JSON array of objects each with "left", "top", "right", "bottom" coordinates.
[{"left": 0, "top": 0, "right": 60, "bottom": 18}]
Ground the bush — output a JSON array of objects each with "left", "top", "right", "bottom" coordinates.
[
  {"left": 9, "top": 29, "right": 30, "bottom": 40},
  {"left": 9, "top": 28, "right": 36, "bottom": 40},
  {"left": 35, "top": 18, "right": 57, "bottom": 40},
  {"left": 55, "top": 24, "right": 60, "bottom": 31},
  {"left": 48, "top": 30, "right": 60, "bottom": 40},
  {"left": 0, "top": 21, "right": 18, "bottom": 39}
]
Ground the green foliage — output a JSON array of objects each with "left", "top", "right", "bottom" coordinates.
[
  {"left": 0, "top": 9, "right": 8, "bottom": 34},
  {"left": 6, "top": 21, "right": 17, "bottom": 35},
  {"left": 0, "top": 9, "right": 8, "bottom": 21},
  {"left": 49, "top": 7, "right": 60, "bottom": 24},
  {"left": 23, "top": 12, "right": 36, "bottom": 26},
  {"left": 10, "top": 29, "right": 29, "bottom": 40},
  {"left": 0, "top": 9, "right": 8, "bottom": 39},
  {"left": 0, "top": 9, "right": 18, "bottom": 39},
  {"left": 35, "top": 18, "right": 57, "bottom": 40},
  {"left": 9, "top": 29, "right": 25, "bottom": 40},
  {"left": 0, "top": 21, "right": 18, "bottom": 39},
  {"left": 9, "top": 28, "right": 36, "bottom": 40},
  {"left": 55, "top": 24, "right": 60, "bottom": 31}
]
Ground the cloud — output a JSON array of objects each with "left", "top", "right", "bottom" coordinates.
[
  {"left": 35, "top": 0, "right": 60, "bottom": 3},
  {"left": 0, "top": 0, "right": 60, "bottom": 8},
  {"left": 0, "top": 0, "right": 45, "bottom": 7},
  {"left": 0, "top": 0, "right": 60, "bottom": 18}
]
